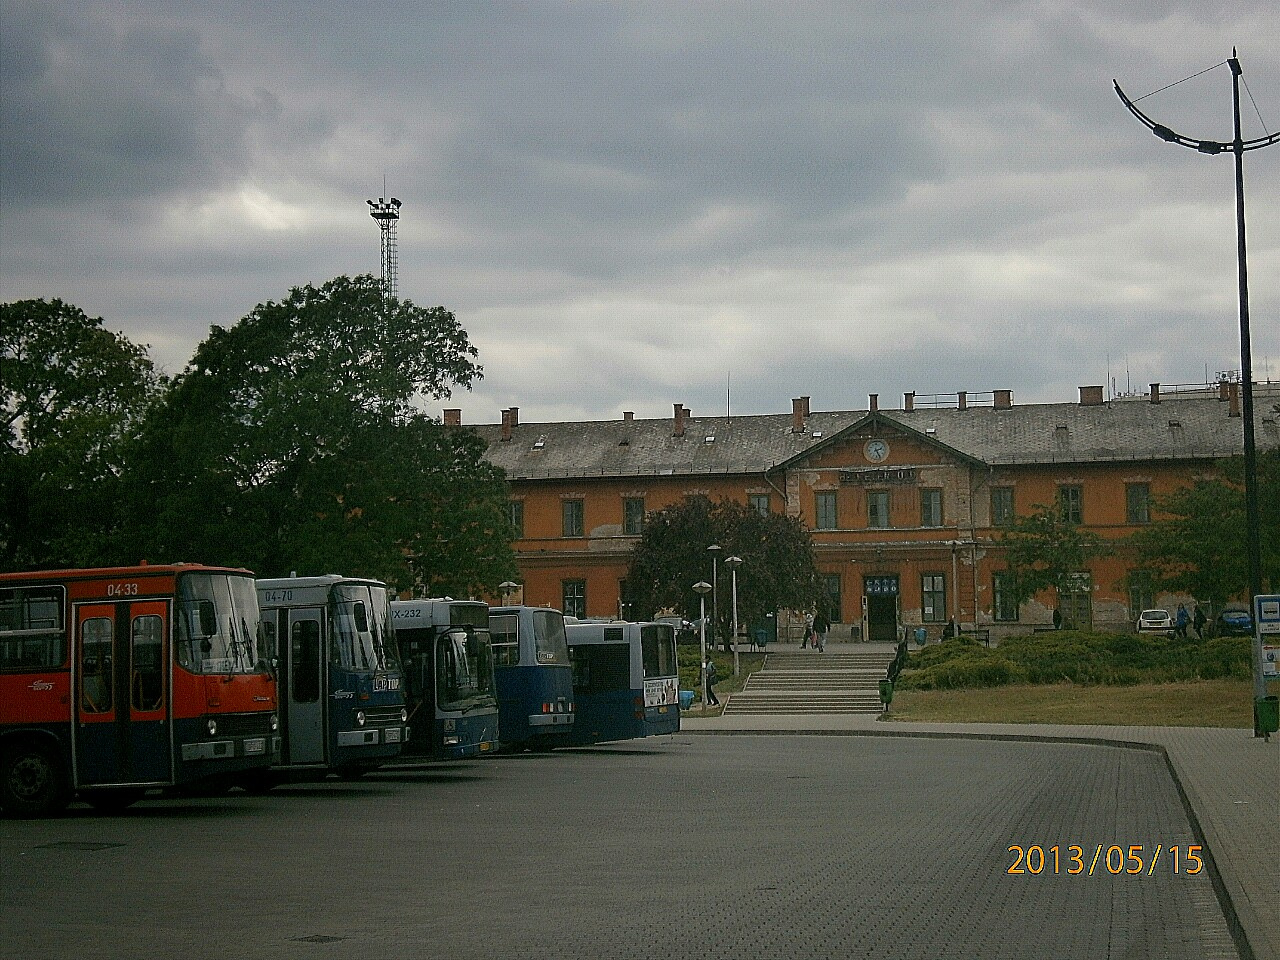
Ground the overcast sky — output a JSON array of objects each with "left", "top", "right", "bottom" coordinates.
[{"left": 3, "top": 1, "right": 1278, "bottom": 426}]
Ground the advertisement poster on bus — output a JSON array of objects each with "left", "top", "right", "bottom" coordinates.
[{"left": 644, "top": 677, "right": 678, "bottom": 707}]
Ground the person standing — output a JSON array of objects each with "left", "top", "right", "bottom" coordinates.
[
  {"left": 1193, "top": 605, "right": 1208, "bottom": 640},
  {"left": 703, "top": 657, "right": 720, "bottom": 707},
  {"left": 801, "top": 611, "right": 814, "bottom": 649},
  {"left": 813, "top": 609, "right": 830, "bottom": 653},
  {"left": 1175, "top": 603, "right": 1190, "bottom": 639}
]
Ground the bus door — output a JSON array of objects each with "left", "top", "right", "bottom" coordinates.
[
  {"left": 74, "top": 600, "right": 172, "bottom": 786},
  {"left": 284, "top": 608, "right": 325, "bottom": 764}
]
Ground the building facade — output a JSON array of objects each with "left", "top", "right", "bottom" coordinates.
[{"left": 458, "top": 382, "right": 1278, "bottom": 641}]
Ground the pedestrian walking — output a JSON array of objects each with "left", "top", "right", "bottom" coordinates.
[
  {"left": 1175, "top": 603, "right": 1190, "bottom": 639},
  {"left": 801, "top": 611, "right": 814, "bottom": 649},
  {"left": 813, "top": 609, "right": 830, "bottom": 653},
  {"left": 1052, "top": 608, "right": 1063, "bottom": 630},
  {"left": 1193, "top": 605, "right": 1207, "bottom": 639},
  {"left": 703, "top": 658, "right": 720, "bottom": 707}
]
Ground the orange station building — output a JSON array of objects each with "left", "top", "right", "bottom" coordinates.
[{"left": 459, "top": 382, "right": 1277, "bottom": 643}]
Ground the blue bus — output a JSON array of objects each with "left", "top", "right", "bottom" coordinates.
[
  {"left": 390, "top": 599, "right": 498, "bottom": 759},
  {"left": 488, "top": 606, "right": 574, "bottom": 750},
  {"left": 563, "top": 620, "right": 680, "bottom": 747},
  {"left": 256, "top": 576, "right": 407, "bottom": 780}
]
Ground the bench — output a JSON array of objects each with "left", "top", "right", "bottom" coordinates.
[{"left": 960, "top": 629, "right": 991, "bottom": 647}]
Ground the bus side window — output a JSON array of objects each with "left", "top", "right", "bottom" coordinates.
[
  {"left": 80, "top": 617, "right": 114, "bottom": 714},
  {"left": 291, "top": 619, "right": 321, "bottom": 703},
  {"left": 131, "top": 614, "right": 165, "bottom": 711}
]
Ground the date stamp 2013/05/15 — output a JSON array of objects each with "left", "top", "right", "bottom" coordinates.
[{"left": 1007, "top": 844, "right": 1204, "bottom": 876}]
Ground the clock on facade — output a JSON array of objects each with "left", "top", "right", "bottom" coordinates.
[{"left": 864, "top": 439, "right": 890, "bottom": 463}]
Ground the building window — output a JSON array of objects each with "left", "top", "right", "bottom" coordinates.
[
  {"left": 993, "top": 573, "right": 1019, "bottom": 622},
  {"left": 748, "top": 494, "right": 771, "bottom": 516},
  {"left": 822, "top": 573, "right": 842, "bottom": 622},
  {"left": 1128, "top": 573, "right": 1155, "bottom": 618},
  {"left": 815, "top": 491, "right": 838, "bottom": 530},
  {"left": 867, "top": 490, "right": 890, "bottom": 529},
  {"left": 623, "top": 497, "right": 645, "bottom": 536},
  {"left": 921, "top": 574, "right": 946, "bottom": 623},
  {"left": 991, "top": 487, "right": 1014, "bottom": 527},
  {"left": 507, "top": 500, "right": 524, "bottom": 539},
  {"left": 562, "top": 579, "right": 586, "bottom": 619},
  {"left": 920, "top": 488, "right": 943, "bottom": 528},
  {"left": 562, "top": 499, "right": 584, "bottom": 538},
  {"left": 618, "top": 579, "right": 634, "bottom": 621},
  {"left": 1058, "top": 485, "right": 1083, "bottom": 525},
  {"left": 1126, "top": 484, "right": 1151, "bottom": 524}
]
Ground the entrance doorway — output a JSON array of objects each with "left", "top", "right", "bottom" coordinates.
[{"left": 864, "top": 575, "right": 900, "bottom": 643}]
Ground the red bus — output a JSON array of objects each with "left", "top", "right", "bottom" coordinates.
[{"left": 0, "top": 564, "right": 279, "bottom": 816}]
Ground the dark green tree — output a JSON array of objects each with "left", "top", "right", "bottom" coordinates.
[
  {"left": 626, "top": 497, "right": 821, "bottom": 650},
  {"left": 123, "top": 275, "right": 515, "bottom": 592},
  {"left": 998, "top": 502, "right": 1111, "bottom": 614},
  {"left": 1132, "top": 451, "right": 1279, "bottom": 609},
  {"left": 1, "top": 298, "right": 163, "bottom": 568}
]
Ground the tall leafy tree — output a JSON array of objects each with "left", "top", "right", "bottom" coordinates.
[
  {"left": 626, "top": 497, "right": 820, "bottom": 650},
  {"left": 1132, "top": 451, "right": 1279, "bottom": 609},
  {"left": 124, "top": 275, "right": 515, "bottom": 592},
  {"left": 1, "top": 298, "right": 162, "bottom": 568},
  {"left": 998, "top": 502, "right": 1110, "bottom": 610}
]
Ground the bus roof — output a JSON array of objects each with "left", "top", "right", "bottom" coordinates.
[{"left": 0, "top": 563, "right": 254, "bottom": 583}]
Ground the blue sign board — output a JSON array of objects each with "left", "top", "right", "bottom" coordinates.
[{"left": 865, "top": 576, "right": 899, "bottom": 596}]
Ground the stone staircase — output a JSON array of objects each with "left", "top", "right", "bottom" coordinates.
[{"left": 722, "top": 648, "right": 896, "bottom": 716}]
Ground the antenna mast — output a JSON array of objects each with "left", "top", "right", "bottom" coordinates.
[{"left": 365, "top": 194, "right": 402, "bottom": 300}]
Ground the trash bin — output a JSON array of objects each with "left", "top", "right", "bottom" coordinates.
[
  {"left": 914, "top": 626, "right": 927, "bottom": 646},
  {"left": 1258, "top": 695, "right": 1279, "bottom": 734},
  {"left": 679, "top": 690, "right": 695, "bottom": 711},
  {"left": 879, "top": 680, "right": 894, "bottom": 705}
]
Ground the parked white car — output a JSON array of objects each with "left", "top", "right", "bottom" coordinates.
[{"left": 1136, "top": 608, "right": 1174, "bottom": 636}]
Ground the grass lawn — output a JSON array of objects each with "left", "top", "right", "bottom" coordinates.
[{"left": 886, "top": 679, "right": 1255, "bottom": 728}]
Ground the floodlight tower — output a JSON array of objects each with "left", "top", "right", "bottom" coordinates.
[{"left": 366, "top": 196, "right": 402, "bottom": 300}]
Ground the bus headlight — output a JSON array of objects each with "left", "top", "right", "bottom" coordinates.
[
  {"left": 355, "top": 711, "right": 366, "bottom": 727},
  {"left": 206, "top": 719, "right": 218, "bottom": 736},
  {"left": 269, "top": 714, "right": 279, "bottom": 732},
  {"left": 400, "top": 708, "right": 408, "bottom": 723},
  {"left": 443, "top": 735, "right": 461, "bottom": 746}
]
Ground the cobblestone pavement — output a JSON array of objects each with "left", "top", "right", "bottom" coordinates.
[
  {"left": 686, "top": 706, "right": 1278, "bottom": 960},
  {"left": 0, "top": 736, "right": 1243, "bottom": 960}
]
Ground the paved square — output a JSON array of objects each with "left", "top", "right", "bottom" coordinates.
[{"left": 1, "top": 735, "right": 1236, "bottom": 959}]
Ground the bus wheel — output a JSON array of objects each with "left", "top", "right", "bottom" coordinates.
[
  {"left": 1, "top": 744, "right": 70, "bottom": 817},
  {"left": 81, "top": 788, "right": 146, "bottom": 813}
]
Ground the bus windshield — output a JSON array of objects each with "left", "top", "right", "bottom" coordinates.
[
  {"left": 533, "top": 611, "right": 569, "bottom": 665},
  {"left": 436, "top": 626, "right": 495, "bottom": 711},
  {"left": 330, "top": 583, "right": 400, "bottom": 673},
  {"left": 176, "top": 572, "right": 265, "bottom": 675}
]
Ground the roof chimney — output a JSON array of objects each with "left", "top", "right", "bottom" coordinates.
[
  {"left": 904, "top": 392, "right": 915, "bottom": 412},
  {"left": 623, "top": 411, "right": 634, "bottom": 421},
  {"left": 508, "top": 406, "right": 519, "bottom": 426},
  {"left": 673, "top": 403, "right": 686, "bottom": 438},
  {"left": 994, "top": 389, "right": 1012, "bottom": 409},
  {"left": 443, "top": 408, "right": 461, "bottom": 426},
  {"left": 800, "top": 396, "right": 811, "bottom": 418},
  {"left": 791, "top": 398, "right": 806, "bottom": 433},
  {"left": 957, "top": 391, "right": 968, "bottom": 411},
  {"left": 500, "top": 409, "right": 512, "bottom": 442},
  {"left": 869, "top": 393, "right": 879, "bottom": 412},
  {"left": 1079, "top": 385, "right": 1104, "bottom": 406},
  {"left": 1228, "top": 381, "right": 1241, "bottom": 418},
  {"left": 1149, "top": 383, "right": 1161, "bottom": 404}
]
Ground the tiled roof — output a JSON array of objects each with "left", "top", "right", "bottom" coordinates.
[{"left": 469, "top": 389, "right": 1280, "bottom": 481}]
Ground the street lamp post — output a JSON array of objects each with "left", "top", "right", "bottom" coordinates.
[
  {"left": 725, "top": 556, "right": 742, "bottom": 675},
  {"left": 707, "top": 544, "right": 722, "bottom": 653},
  {"left": 693, "top": 581, "right": 712, "bottom": 710},
  {"left": 1115, "top": 52, "right": 1279, "bottom": 735},
  {"left": 499, "top": 581, "right": 519, "bottom": 606}
]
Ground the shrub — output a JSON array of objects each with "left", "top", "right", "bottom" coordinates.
[{"left": 899, "top": 651, "right": 1022, "bottom": 690}]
